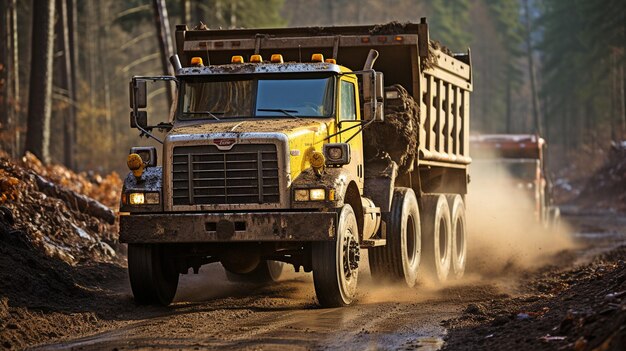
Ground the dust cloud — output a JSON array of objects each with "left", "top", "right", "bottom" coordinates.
[{"left": 465, "top": 159, "right": 575, "bottom": 278}]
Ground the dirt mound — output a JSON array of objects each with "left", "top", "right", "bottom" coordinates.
[
  {"left": 575, "top": 142, "right": 626, "bottom": 212},
  {"left": 443, "top": 245, "right": 626, "bottom": 351},
  {"left": 0, "top": 153, "right": 121, "bottom": 264},
  {"left": 364, "top": 84, "right": 419, "bottom": 174},
  {"left": 0, "top": 154, "right": 126, "bottom": 349}
]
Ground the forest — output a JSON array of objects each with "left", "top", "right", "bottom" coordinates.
[{"left": 0, "top": 0, "right": 624, "bottom": 174}]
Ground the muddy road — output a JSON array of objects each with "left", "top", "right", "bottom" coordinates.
[{"left": 28, "top": 211, "right": 625, "bottom": 351}]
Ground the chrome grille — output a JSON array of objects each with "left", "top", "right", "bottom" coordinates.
[{"left": 172, "top": 144, "right": 279, "bottom": 205}]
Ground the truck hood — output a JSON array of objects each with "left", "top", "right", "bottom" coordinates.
[{"left": 169, "top": 118, "right": 331, "bottom": 139}]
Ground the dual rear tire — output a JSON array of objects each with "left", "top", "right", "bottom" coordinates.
[
  {"left": 420, "top": 194, "right": 467, "bottom": 282},
  {"left": 369, "top": 188, "right": 421, "bottom": 287}
]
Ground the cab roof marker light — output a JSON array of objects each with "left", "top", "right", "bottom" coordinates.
[
  {"left": 250, "top": 54, "right": 263, "bottom": 63},
  {"left": 231, "top": 55, "right": 244, "bottom": 63},
  {"left": 270, "top": 54, "right": 284, "bottom": 63},
  {"left": 311, "top": 53, "right": 324, "bottom": 62},
  {"left": 190, "top": 57, "right": 203, "bottom": 66},
  {"left": 325, "top": 58, "right": 336, "bottom": 64}
]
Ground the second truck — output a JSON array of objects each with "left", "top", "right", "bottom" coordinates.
[{"left": 120, "top": 18, "right": 473, "bottom": 307}]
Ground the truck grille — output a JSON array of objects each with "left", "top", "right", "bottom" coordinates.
[{"left": 172, "top": 144, "right": 280, "bottom": 206}]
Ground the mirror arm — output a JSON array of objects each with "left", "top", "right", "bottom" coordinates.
[{"left": 130, "top": 76, "right": 178, "bottom": 144}]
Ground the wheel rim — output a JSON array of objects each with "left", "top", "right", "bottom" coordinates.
[
  {"left": 438, "top": 217, "right": 448, "bottom": 265},
  {"left": 406, "top": 213, "right": 417, "bottom": 265},
  {"left": 338, "top": 225, "right": 359, "bottom": 302}
]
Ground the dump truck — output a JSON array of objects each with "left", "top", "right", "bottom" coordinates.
[
  {"left": 470, "top": 134, "right": 559, "bottom": 226},
  {"left": 120, "top": 18, "right": 473, "bottom": 307}
]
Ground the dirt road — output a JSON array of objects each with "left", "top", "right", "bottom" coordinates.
[{"left": 29, "top": 211, "right": 625, "bottom": 351}]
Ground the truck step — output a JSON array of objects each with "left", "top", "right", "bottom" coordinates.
[{"left": 361, "top": 238, "right": 386, "bottom": 248}]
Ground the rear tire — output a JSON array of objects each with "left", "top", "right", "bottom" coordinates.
[
  {"left": 225, "top": 260, "right": 285, "bottom": 283},
  {"left": 312, "top": 204, "right": 360, "bottom": 307},
  {"left": 128, "top": 244, "right": 179, "bottom": 306},
  {"left": 446, "top": 195, "right": 467, "bottom": 279},
  {"left": 369, "top": 188, "right": 421, "bottom": 287},
  {"left": 420, "top": 195, "right": 452, "bottom": 282}
]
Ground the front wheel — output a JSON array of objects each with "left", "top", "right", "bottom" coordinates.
[
  {"left": 128, "top": 244, "right": 179, "bottom": 306},
  {"left": 312, "top": 204, "right": 360, "bottom": 307}
]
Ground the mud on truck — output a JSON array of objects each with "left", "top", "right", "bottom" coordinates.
[{"left": 120, "top": 18, "right": 473, "bottom": 307}]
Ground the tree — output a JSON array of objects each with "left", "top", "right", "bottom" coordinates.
[{"left": 25, "top": 0, "right": 55, "bottom": 163}]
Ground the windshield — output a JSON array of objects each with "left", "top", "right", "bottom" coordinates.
[{"left": 181, "top": 76, "right": 335, "bottom": 120}]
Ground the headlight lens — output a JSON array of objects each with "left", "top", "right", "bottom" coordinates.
[
  {"left": 294, "top": 189, "right": 309, "bottom": 201},
  {"left": 129, "top": 192, "right": 145, "bottom": 205},
  {"left": 309, "top": 188, "right": 326, "bottom": 201},
  {"left": 145, "top": 192, "right": 160, "bottom": 204},
  {"left": 327, "top": 147, "right": 343, "bottom": 160}
]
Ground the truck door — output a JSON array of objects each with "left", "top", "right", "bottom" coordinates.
[{"left": 338, "top": 78, "right": 364, "bottom": 189}]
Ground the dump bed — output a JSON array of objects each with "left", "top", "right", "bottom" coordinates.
[
  {"left": 470, "top": 134, "right": 545, "bottom": 160},
  {"left": 174, "top": 19, "right": 472, "bottom": 166}
]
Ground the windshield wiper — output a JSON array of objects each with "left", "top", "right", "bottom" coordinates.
[
  {"left": 257, "top": 108, "right": 300, "bottom": 119},
  {"left": 183, "top": 111, "right": 222, "bottom": 120}
]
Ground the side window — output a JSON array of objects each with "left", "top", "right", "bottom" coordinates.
[{"left": 340, "top": 80, "right": 356, "bottom": 121}]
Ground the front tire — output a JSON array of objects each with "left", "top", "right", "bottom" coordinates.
[
  {"left": 420, "top": 195, "right": 452, "bottom": 282},
  {"left": 128, "top": 244, "right": 179, "bottom": 306},
  {"left": 369, "top": 188, "right": 421, "bottom": 287},
  {"left": 312, "top": 204, "right": 360, "bottom": 307}
]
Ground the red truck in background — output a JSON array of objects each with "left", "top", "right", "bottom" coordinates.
[{"left": 470, "top": 134, "right": 560, "bottom": 227}]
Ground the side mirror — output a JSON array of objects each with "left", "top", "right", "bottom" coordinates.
[
  {"left": 362, "top": 71, "right": 384, "bottom": 122},
  {"left": 129, "top": 80, "right": 147, "bottom": 109},
  {"left": 130, "top": 110, "right": 148, "bottom": 129}
]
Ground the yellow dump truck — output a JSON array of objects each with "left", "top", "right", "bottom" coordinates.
[{"left": 120, "top": 18, "right": 473, "bottom": 307}]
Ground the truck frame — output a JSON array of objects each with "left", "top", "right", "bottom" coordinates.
[{"left": 120, "top": 18, "right": 473, "bottom": 307}]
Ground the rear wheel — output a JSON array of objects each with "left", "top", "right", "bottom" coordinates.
[
  {"left": 312, "top": 204, "right": 360, "bottom": 307},
  {"left": 128, "top": 244, "right": 179, "bottom": 306},
  {"left": 225, "top": 260, "right": 285, "bottom": 283},
  {"left": 420, "top": 195, "right": 452, "bottom": 282},
  {"left": 446, "top": 195, "right": 467, "bottom": 279},
  {"left": 369, "top": 188, "right": 421, "bottom": 287}
]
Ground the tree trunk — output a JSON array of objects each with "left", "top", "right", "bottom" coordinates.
[
  {"left": 56, "top": 0, "right": 75, "bottom": 169},
  {"left": 183, "top": 0, "right": 191, "bottom": 25},
  {"left": 152, "top": 0, "right": 175, "bottom": 106},
  {"left": 25, "top": 0, "right": 55, "bottom": 163},
  {"left": 523, "top": 0, "right": 542, "bottom": 136},
  {"left": 1, "top": 0, "right": 8, "bottom": 131}
]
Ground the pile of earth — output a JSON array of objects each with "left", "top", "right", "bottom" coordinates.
[
  {"left": 442, "top": 245, "right": 626, "bottom": 351},
  {"left": 574, "top": 141, "right": 626, "bottom": 213},
  {"left": 0, "top": 153, "right": 126, "bottom": 349},
  {"left": 0, "top": 151, "right": 122, "bottom": 264},
  {"left": 364, "top": 84, "right": 420, "bottom": 174}
]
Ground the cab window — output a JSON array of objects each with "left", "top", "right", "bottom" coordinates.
[{"left": 340, "top": 80, "right": 356, "bottom": 121}]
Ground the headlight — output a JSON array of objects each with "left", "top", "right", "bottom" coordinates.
[
  {"left": 129, "top": 192, "right": 145, "bottom": 205},
  {"left": 294, "top": 188, "right": 326, "bottom": 201},
  {"left": 128, "top": 192, "right": 160, "bottom": 205},
  {"left": 327, "top": 147, "right": 343, "bottom": 161},
  {"left": 294, "top": 189, "right": 309, "bottom": 201},
  {"left": 309, "top": 188, "right": 326, "bottom": 201},
  {"left": 145, "top": 192, "right": 160, "bottom": 204}
]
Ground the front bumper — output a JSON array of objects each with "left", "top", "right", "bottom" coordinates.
[{"left": 119, "top": 211, "right": 337, "bottom": 243}]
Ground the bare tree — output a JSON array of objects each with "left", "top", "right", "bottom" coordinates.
[
  {"left": 25, "top": 0, "right": 56, "bottom": 163},
  {"left": 523, "top": 0, "right": 542, "bottom": 136},
  {"left": 152, "top": 0, "right": 175, "bottom": 106}
]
